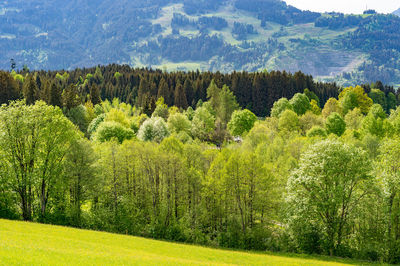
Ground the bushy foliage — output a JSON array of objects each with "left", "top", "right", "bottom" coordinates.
[
  {"left": 270, "top": 98, "right": 293, "bottom": 118},
  {"left": 306, "top": 126, "right": 327, "bottom": 138},
  {"left": 325, "top": 112, "right": 346, "bottom": 136},
  {"left": 289, "top": 93, "right": 311, "bottom": 115},
  {"left": 228, "top": 109, "right": 257, "bottom": 136},
  {"left": 94, "top": 121, "right": 135, "bottom": 143},
  {"left": 138, "top": 117, "right": 170, "bottom": 143}
]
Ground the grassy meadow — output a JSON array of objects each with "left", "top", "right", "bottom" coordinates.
[{"left": 0, "top": 219, "right": 377, "bottom": 265}]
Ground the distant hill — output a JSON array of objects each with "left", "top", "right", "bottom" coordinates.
[
  {"left": 394, "top": 8, "right": 400, "bottom": 16},
  {"left": 1, "top": 0, "right": 400, "bottom": 86}
]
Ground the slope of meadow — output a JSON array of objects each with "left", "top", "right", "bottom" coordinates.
[{"left": 0, "top": 219, "right": 372, "bottom": 265}]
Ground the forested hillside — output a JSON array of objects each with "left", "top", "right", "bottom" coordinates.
[
  {"left": 2, "top": 65, "right": 400, "bottom": 263},
  {"left": 1, "top": 0, "right": 400, "bottom": 85}
]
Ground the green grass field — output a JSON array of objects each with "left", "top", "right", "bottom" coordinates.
[{"left": 0, "top": 219, "right": 375, "bottom": 265}]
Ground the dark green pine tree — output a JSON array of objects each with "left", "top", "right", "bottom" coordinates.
[
  {"left": 183, "top": 79, "right": 194, "bottom": 107},
  {"left": 174, "top": 81, "right": 188, "bottom": 109},
  {"left": 49, "top": 82, "right": 63, "bottom": 108},
  {"left": 157, "top": 77, "right": 171, "bottom": 105},
  {"left": 137, "top": 77, "right": 149, "bottom": 108},
  {"left": 23, "top": 76, "right": 38, "bottom": 105},
  {"left": 90, "top": 84, "right": 102, "bottom": 105},
  {"left": 0, "top": 71, "right": 19, "bottom": 105},
  {"left": 62, "top": 84, "right": 81, "bottom": 110}
]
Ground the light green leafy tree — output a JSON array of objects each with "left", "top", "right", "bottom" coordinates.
[
  {"left": 287, "top": 140, "right": 372, "bottom": 255},
  {"left": 270, "top": 98, "right": 293, "bottom": 118},
  {"left": 0, "top": 101, "right": 78, "bottom": 220},
  {"left": 289, "top": 93, "right": 311, "bottom": 116},
  {"left": 167, "top": 112, "right": 191, "bottom": 135},
  {"left": 228, "top": 109, "right": 257, "bottom": 137},
  {"left": 191, "top": 106, "right": 215, "bottom": 141},
  {"left": 94, "top": 121, "right": 135, "bottom": 143},
  {"left": 325, "top": 112, "right": 346, "bottom": 136},
  {"left": 138, "top": 117, "right": 170, "bottom": 143}
]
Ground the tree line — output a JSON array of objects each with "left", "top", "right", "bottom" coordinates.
[{"left": 0, "top": 65, "right": 342, "bottom": 118}]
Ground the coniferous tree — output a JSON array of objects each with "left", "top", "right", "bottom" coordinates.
[
  {"left": 62, "top": 84, "right": 81, "bottom": 110},
  {"left": 0, "top": 71, "right": 19, "bottom": 104},
  {"left": 183, "top": 79, "right": 194, "bottom": 107},
  {"left": 23, "top": 76, "right": 38, "bottom": 105},
  {"left": 49, "top": 82, "right": 63, "bottom": 108},
  {"left": 90, "top": 84, "right": 102, "bottom": 105},
  {"left": 174, "top": 81, "right": 188, "bottom": 109},
  {"left": 157, "top": 77, "right": 170, "bottom": 105}
]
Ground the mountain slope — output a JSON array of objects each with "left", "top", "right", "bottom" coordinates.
[
  {"left": 394, "top": 8, "right": 400, "bottom": 16},
  {"left": 0, "top": 219, "right": 359, "bottom": 265},
  {"left": 1, "top": 0, "right": 400, "bottom": 86}
]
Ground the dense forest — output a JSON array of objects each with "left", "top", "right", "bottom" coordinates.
[{"left": 2, "top": 66, "right": 400, "bottom": 263}]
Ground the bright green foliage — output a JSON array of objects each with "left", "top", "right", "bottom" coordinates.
[
  {"left": 94, "top": 66, "right": 104, "bottom": 84},
  {"left": 299, "top": 111, "right": 324, "bottom": 135},
  {"left": 0, "top": 101, "right": 78, "bottom": 220},
  {"left": 207, "top": 79, "right": 220, "bottom": 111},
  {"left": 152, "top": 97, "right": 169, "bottom": 120},
  {"left": 338, "top": 86, "right": 372, "bottom": 114},
  {"left": 270, "top": 97, "right": 293, "bottom": 118},
  {"left": 340, "top": 90, "right": 358, "bottom": 115},
  {"left": 56, "top": 72, "right": 69, "bottom": 82},
  {"left": 167, "top": 112, "right": 191, "bottom": 135},
  {"left": 64, "top": 139, "right": 98, "bottom": 226},
  {"left": 306, "top": 126, "right": 327, "bottom": 138},
  {"left": 287, "top": 140, "right": 371, "bottom": 256},
  {"left": 290, "top": 93, "right": 311, "bottom": 115},
  {"left": 377, "top": 140, "right": 400, "bottom": 260},
  {"left": 66, "top": 104, "right": 89, "bottom": 133},
  {"left": 114, "top": 72, "right": 122, "bottom": 80},
  {"left": 310, "top": 99, "right": 321, "bottom": 115},
  {"left": 278, "top": 109, "right": 300, "bottom": 132},
  {"left": 105, "top": 108, "right": 131, "bottom": 128},
  {"left": 304, "top": 88, "right": 320, "bottom": 106},
  {"left": 344, "top": 108, "right": 363, "bottom": 130},
  {"left": 87, "top": 113, "right": 106, "bottom": 135},
  {"left": 218, "top": 85, "right": 239, "bottom": 125},
  {"left": 325, "top": 112, "right": 346, "bottom": 136},
  {"left": 191, "top": 106, "right": 215, "bottom": 141},
  {"left": 389, "top": 106, "right": 400, "bottom": 136},
  {"left": 207, "top": 80, "right": 239, "bottom": 125},
  {"left": 369, "top": 89, "right": 386, "bottom": 111},
  {"left": 94, "top": 121, "right": 135, "bottom": 143},
  {"left": 322, "top": 98, "right": 342, "bottom": 118},
  {"left": 387, "top": 92, "right": 397, "bottom": 113},
  {"left": 4, "top": 85, "right": 400, "bottom": 264},
  {"left": 361, "top": 104, "right": 387, "bottom": 138},
  {"left": 227, "top": 109, "right": 257, "bottom": 136},
  {"left": 369, "top": 103, "right": 386, "bottom": 119},
  {"left": 137, "top": 117, "right": 169, "bottom": 142}
]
